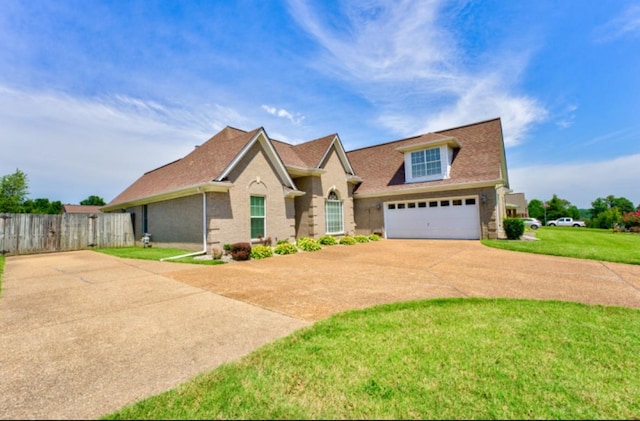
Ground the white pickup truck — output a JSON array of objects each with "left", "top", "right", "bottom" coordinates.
[{"left": 546, "top": 217, "right": 586, "bottom": 227}]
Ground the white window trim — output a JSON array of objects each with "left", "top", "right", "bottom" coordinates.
[
  {"left": 404, "top": 145, "right": 454, "bottom": 183},
  {"left": 250, "top": 195, "right": 266, "bottom": 240},
  {"left": 325, "top": 191, "right": 344, "bottom": 235}
]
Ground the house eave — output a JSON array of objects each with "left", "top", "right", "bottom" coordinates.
[
  {"left": 286, "top": 166, "right": 327, "bottom": 177},
  {"left": 102, "top": 181, "right": 234, "bottom": 211},
  {"left": 347, "top": 175, "right": 363, "bottom": 184},
  {"left": 284, "top": 188, "right": 306, "bottom": 198},
  {"left": 353, "top": 179, "right": 506, "bottom": 199}
]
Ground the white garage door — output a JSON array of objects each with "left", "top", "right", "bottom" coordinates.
[{"left": 384, "top": 197, "right": 481, "bottom": 240}]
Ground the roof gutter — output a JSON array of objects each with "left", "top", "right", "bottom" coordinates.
[
  {"left": 102, "top": 181, "right": 233, "bottom": 212},
  {"left": 353, "top": 179, "right": 507, "bottom": 199},
  {"left": 160, "top": 188, "right": 208, "bottom": 261}
]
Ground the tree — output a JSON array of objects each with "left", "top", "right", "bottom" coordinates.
[
  {"left": 609, "top": 196, "right": 635, "bottom": 214},
  {"left": 80, "top": 195, "right": 106, "bottom": 206},
  {"left": 589, "top": 195, "right": 636, "bottom": 228},
  {"left": 0, "top": 169, "right": 29, "bottom": 213},
  {"left": 23, "top": 198, "right": 63, "bottom": 214},
  {"left": 527, "top": 199, "right": 545, "bottom": 221},
  {"left": 545, "top": 194, "right": 573, "bottom": 222},
  {"left": 590, "top": 197, "right": 608, "bottom": 220}
]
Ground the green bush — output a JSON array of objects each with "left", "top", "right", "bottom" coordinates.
[
  {"left": 274, "top": 242, "right": 298, "bottom": 255},
  {"left": 368, "top": 233, "right": 381, "bottom": 241},
  {"left": 318, "top": 235, "right": 338, "bottom": 245},
  {"left": 276, "top": 238, "right": 290, "bottom": 245},
  {"left": 339, "top": 236, "right": 357, "bottom": 245},
  {"left": 250, "top": 245, "right": 273, "bottom": 259},
  {"left": 230, "top": 242, "right": 251, "bottom": 260},
  {"left": 354, "top": 235, "right": 369, "bottom": 243},
  {"left": 297, "top": 237, "right": 322, "bottom": 252},
  {"left": 504, "top": 217, "right": 525, "bottom": 240}
]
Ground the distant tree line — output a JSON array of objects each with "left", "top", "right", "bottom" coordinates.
[
  {"left": 0, "top": 169, "right": 105, "bottom": 214},
  {"left": 527, "top": 193, "right": 639, "bottom": 229}
]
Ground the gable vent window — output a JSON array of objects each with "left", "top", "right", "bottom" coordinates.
[
  {"left": 325, "top": 190, "right": 344, "bottom": 234},
  {"left": 250, "top": 196, "right": 265, "bottom": 239}
]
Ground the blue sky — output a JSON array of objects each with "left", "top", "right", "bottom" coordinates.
[{"left": 1, "top": 0, "right": 639, "bottom": 209}]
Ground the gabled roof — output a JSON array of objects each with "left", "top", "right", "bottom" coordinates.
[
  {"left": 105, "top": 118, "right": 507, "bottom": 209},
  {"left": 105, "top": 126, "right": 357, "bottom": 210},
  {"left": 105, "top": 127, "right": 303, "bottom": 209},
  {"left": 273, "top": 134, "right": 357, "bottom": 178},
  {"left": 347, "top": 118, "right": 508, "bottom": 197}
]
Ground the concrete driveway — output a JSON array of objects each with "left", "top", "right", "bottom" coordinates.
[{"left": 1, "top": 240, "right": 640, "bottom": 419}]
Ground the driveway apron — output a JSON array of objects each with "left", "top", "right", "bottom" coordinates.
[{"left": 1, "top": 240, "right": 640, "bottom": 419}]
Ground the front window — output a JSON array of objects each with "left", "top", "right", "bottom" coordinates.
[
  {"left": 325, "top": 190, "right": 344, "bottom": 234},
  {"left": 250, "top": 196, "right": 265, "bottom": 239},
  {"left": 411, "top": 148, "right": 441, "bottom": 179}
]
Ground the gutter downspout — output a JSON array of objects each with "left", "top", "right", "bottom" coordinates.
[{"left": 160, "top": 190, "right": 208, "bottom": 261}]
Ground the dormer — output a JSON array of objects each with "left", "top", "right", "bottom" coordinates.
[{"left": 395, "top": 135, "right": 460, "bottom": 183}]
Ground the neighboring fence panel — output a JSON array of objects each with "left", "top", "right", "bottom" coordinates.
[{"left": 0, "top": 213, "right": 134, "bottom": 256}]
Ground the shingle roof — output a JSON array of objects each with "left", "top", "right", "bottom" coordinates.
[
  {"left": 62, "top": 205, "right": 103, "bottom": 214},
  {"left": 107, "top": 118, "right": 506, "bottom": 207},
  {"left": 108, "top": 127, "right": 260, "bottom": 206},
  {"left": 346, "top": 118, "right": 506, "bottom": 196}
]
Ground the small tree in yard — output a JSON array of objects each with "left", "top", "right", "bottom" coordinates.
[
  {"left": 0, "top": 169, "right": 29, "bottom": 213},
  {"left": 504, "top": 217, "right": 525, "bottom": 240}
]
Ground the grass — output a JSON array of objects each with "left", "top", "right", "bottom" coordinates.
[
  {"left": 93, "top": 246, "right": 225, "bottom": 265},
  {"left": 482, "top": 226, "right": 640, "bottom": 265},
  {"left": 102, "top": 298, "right": 640, "bottom": 420}
]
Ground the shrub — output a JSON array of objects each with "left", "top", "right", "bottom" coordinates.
[
  {"left": 354, "top": 235, "right": 369, "bottom": 243},
  {"left": 250, "top": 244, "right": 273, "bottom": 259},
  {"left": 276, "top": 238, "right": 290, "bottom": 245},
  {"left": 274, "top": 242, "right": 298, "bottom": 255},
  {"left": 504, "top": 217, "right": 525, "bottom": 240},
  {"left": 368, "top": 233, "right": 381, "bottom": 241},
  {"left": 318, "top": 235, "right": 338, "bottom": 245},
  {"left": 257, "top": 235, "right": 272, "bottom": 246},
  {"left": 297, "top": 237, "right": 322, "bottom": 252},
  {"left": 211, "top": 247, "right": 223, "bottom": 260},
  {"left": 339, "top": 235, "right": 357, "bottom": 245},
  {"left": 230, "top": 242, "right": 251, "bottom": 261},
  {"left": 621, "top": 210, "right": 640, "bottom": 230}
]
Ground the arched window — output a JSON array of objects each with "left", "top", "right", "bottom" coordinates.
[{"left": 325, "top": 190, "right": 344, "bottom": 234}]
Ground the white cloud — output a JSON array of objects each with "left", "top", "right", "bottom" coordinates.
[
  {"left": 594, "top": 4, "right": 640, "bottom": 43},
  {"left": 0, "top": 86, "right": 239, "bottom": 203},
  {"left": 288, "top": 0, "right": 547, "bottom": 146},
  {"left": 509, "top": 154, "right": 640, "bottom": 209},
  {"left": 261, "top": 104, "right": 305, "bottom": 126}
]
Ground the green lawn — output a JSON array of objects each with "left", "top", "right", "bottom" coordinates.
[
  {"left": 93, "top": 246, "right": 225, "bottom": 265},
  {"left": 482, "top": 227, "right": 640, "bottom": 265},
  {"left": 103, "top": 298, "right": 640, "bottom": 420}
]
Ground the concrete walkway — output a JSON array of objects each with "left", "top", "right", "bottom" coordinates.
[
  {"left": 1, "top": 240, "right": 639, "bottom": 419},
  {"left": 0, "top": 252, "right": 309, "bottom": 420}
]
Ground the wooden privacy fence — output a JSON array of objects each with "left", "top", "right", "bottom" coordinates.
[{"left": 0, "top": 213, "right": 134, "bottom": 256}]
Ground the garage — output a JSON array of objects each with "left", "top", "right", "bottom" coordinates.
[{"left": 384, "top": 196, "right": 481, "bottom": 240}]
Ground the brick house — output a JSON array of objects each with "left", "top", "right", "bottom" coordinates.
[{"left": 103, "top": 117, "right": 509, "bottom": 251}]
